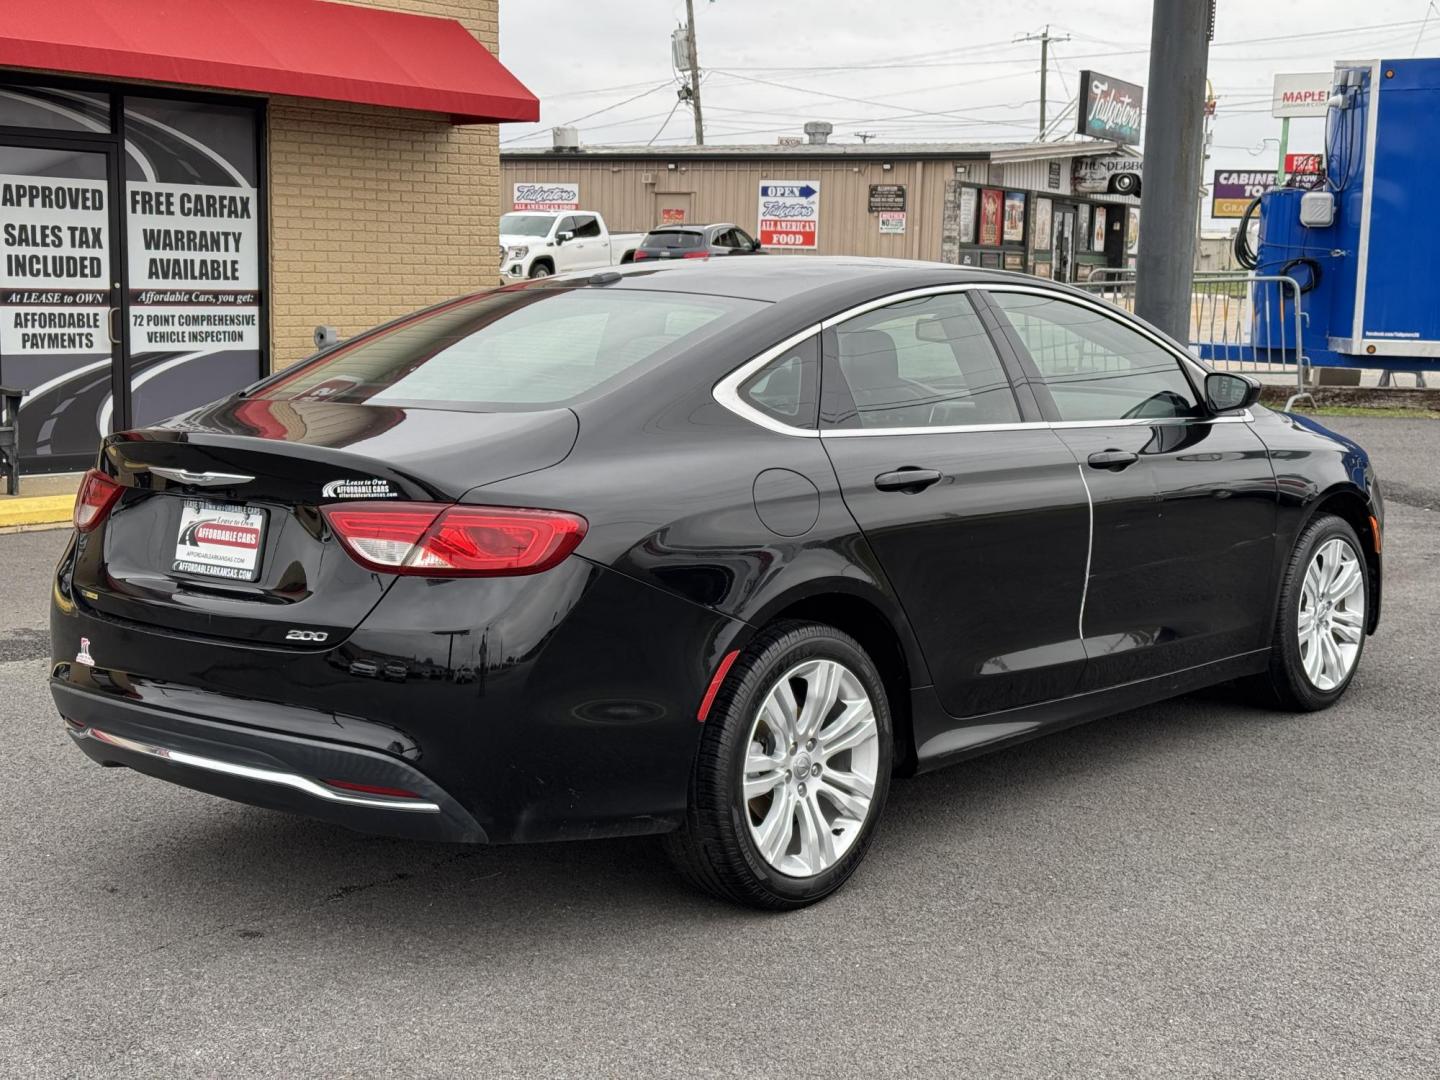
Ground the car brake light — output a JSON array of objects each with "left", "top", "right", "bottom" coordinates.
[
  {"left": 73, "top": 469, "right": 124, "bottom": 532},
  {"left": 633, "top": 250, "right": 651, "bottom": 260},
  {"left": 322, "top": 502, "right": 587, "bottom": 576},
  {"left": 682, "top": 251, "right": 709, "bottom": 259}
]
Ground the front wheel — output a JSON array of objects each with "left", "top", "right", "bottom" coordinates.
[
  {"left": 1245, "top": 513, "right": 1369, "bottom": 711},
  {"left": 527, "top": 263, "right": 551, "bottom": 279},
  {"left": 664, "top": 621, "right": 893, "bottom": 909}
]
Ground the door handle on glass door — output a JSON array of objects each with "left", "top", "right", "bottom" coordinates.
[
  {"left": 107, "top": 307, "right": 121, "bottom": 346},
  {"left": 874, "top": 468, "right": 943, "bottom": 493},
  {"left": 1087, "top": 449, "right": 1139, "bottom": 470}
]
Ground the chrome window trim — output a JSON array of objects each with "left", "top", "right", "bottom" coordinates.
[
  {"left": 76, "top": 726, "right": 442, "bottom": 814},
  {"left": 712, "top": 282, "right": 1253, "bottom": 439},
  {"left": 818, "top": 411, "right": 1252, "bottom": 439}
]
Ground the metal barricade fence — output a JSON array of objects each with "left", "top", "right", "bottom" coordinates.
[{"left": 1079, "top": 270, "right": 1310, "bottom": 410}]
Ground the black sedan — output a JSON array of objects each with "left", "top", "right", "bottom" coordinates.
[
  {"left": 50, "top": 258, "right": 1382, "bottom": 910},
  {"left": 632, "top": 222, "right": 763, "bottom": 261}
]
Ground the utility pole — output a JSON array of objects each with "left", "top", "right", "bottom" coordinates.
[
  {"left": 1134, "top": 0, "right": 1215, "bottom": 341},
  {"left": 1017, "top": 25, "right": 1071, "bottom": 137},
  {"left": 684, "top": 0, "right": 705, "bottom": 145}
]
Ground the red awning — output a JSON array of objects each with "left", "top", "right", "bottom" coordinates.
[{"left": 0, "top": 0, "right": 538, "bottom": 124}]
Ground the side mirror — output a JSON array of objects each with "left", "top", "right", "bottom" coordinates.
[
  {"left": 556, "top": 230, "right": 574, "bottom": 245},
  {"left": 751, "top": 240, "right": 763, "bottom": 251},
  {"left": 1205, "top": 371, "right": 1262, "bottom": 413}
]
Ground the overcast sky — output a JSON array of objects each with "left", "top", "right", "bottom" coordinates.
[{"left": 497, "top": 1, "right": 1440, "bottom": 228}]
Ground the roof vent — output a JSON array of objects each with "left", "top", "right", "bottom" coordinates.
[
  {"left": 552, "top": 125, "right": 580, "bottom": 150},
  {"left": 803, "top": 121, "right": 833, "bottom": 145}
]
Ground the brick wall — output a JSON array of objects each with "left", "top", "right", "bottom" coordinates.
[{"left": 266, "top": 0, "right": 502, "bottom": 368}]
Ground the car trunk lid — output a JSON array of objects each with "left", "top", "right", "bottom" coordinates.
[{"left": 74, "top": 397, "right": 578, "bottom": 646}]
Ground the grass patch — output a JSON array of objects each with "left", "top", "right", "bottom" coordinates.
[{"left": 1294, "top": 404, "right": 1440, "bottom": 420}]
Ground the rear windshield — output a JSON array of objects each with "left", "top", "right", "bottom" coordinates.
[
  {"left": 643, "top": 230, "right": 704, "bottom": 249},
  {"left": 499, "top": 213, "right": 556, "bottom": 237},
  {"left": 254, "top": 288, "right": 765, "bottom": 409}
]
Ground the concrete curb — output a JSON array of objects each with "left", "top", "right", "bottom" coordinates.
[
  {"left": 1259, "top": 385, "right": 1440, "bottom": 411},
  {"left": 0, "top": 495, "right": 74, "bottom": 529}
]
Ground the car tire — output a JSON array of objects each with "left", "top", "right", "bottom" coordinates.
[
  {"left": 664, "top": 620, "right": 893, "bottom": 910},
  {"left": 528, "top": 263, "right": 551, "bottom": 278},
  {"left": 1243, "top": 513, "right": 1369, "bottom": 711}
]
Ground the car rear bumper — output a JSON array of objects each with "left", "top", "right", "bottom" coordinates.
[{"left": 53, "top": 679, "right": 488, "bottom": 843}]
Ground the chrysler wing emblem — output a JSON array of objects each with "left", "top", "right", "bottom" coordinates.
[{"left": 148, "top": 467, "right": 255, "bottom": 487}]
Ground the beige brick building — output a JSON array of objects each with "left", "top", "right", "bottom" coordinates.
[{"left": 0, "top": 0, "right": 533, "bottom": 476}]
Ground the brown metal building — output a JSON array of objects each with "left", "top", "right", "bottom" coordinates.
[{"left": 500, "top": 137, "right": 1141, "bottom": 279}]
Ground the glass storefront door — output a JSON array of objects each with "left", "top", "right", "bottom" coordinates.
[
  {"left": 0, "top": 81, "right": 264, "bottom": 475},
  {"left": 0, "top": 142, "right": 121, "bottom": 473}
]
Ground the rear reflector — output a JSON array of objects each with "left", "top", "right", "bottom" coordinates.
[
  {"left": 322, "top": 502, "right": 587, "bottom": 576},
  {"left": 682, "top": 251, "right": 710, "bottom": 259},
  {"left": 73, "top": 469, "right": 124, "bottom": 532},
  {"left": 697, "top": 649, "right": 740, "bottom": 723}
]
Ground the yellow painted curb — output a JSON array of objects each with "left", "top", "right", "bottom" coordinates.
[{"left": 0, "top": 494, "right": 74, "bottom": 528}]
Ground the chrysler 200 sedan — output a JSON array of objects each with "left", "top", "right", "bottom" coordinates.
[{"left": 50, "top": 258, "right": 1382, "bottom": 909}]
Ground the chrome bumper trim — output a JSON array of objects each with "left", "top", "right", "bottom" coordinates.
[{"left": 76, "top": 726, "right": 441, "bottom": 813}]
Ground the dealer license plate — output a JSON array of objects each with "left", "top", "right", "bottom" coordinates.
[{"left": 172, "top": 499, "right": 267, "bottom": 581}]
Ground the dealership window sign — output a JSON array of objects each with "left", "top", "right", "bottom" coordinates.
[
  {"left": 1211, "top": 170, "right": 1273, "bottom": 218},
  {"left": 1271, "top": 73, "right": 1332, "bottom": 118},
  {"left": 513, "top": 182, "right": 579, "bottom": 211},
  {"left": 757, "top": 180, "right": 819, "bottom": 249},
  {"left": 1078, "top": 70, "right": 1144, "bottom": 146}
]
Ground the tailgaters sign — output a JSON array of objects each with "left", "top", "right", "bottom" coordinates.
[
  {"left": 1078, "top": 70, "right": 1144, "bottom": 146},
  {"left": 756, "top": 180, "right": 820, "bottom": 249}
]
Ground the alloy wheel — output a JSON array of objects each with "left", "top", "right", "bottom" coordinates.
[
  {"left": 1298, "top": 536, "right": 1366, "bottom": 691},
  {"left": 741, "top": 658, "right": 880, "bottom": 877}
]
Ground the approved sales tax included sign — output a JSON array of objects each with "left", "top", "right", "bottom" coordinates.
[{"left": 757, "top": 180, "right": 819, "bottom": 249}]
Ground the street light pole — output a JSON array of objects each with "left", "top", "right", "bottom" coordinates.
[{"left": 1134, "top": 0, "right": 1215, "bottom": 341}]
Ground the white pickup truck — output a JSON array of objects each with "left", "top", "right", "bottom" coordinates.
[{"left": 498, "top": 211, "right": 644, "bottom": 282}]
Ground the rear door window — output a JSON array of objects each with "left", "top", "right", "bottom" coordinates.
[
  {"left": 821, "top": 292, "right": 1022, "bottom": 429},
  {"left": 572, "top": 214, "right": 602, "bottom": 239}
]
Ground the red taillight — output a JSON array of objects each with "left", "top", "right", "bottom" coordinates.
[
  {"left": 73, "top": 469, "right": 124, "bottom": 532},
  {"left": 633, "top": 250, "right": 651, "bottom": 260},
  {"left": 322, "top": 502, "right": 587, "bottom": 577},
  {"left": 681, "top": 251, "right": 709, "bottom": 259}
]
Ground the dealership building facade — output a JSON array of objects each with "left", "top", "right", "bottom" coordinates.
[{"left": 0, "top": 0, "right": 535, "bottom": 476}]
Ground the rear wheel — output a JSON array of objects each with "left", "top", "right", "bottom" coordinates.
[
  {"left": 664, "top": 621, "right": 892, "bottom": 909},
  {"left": 1245, "top": 514, "right": 1368, "bottom": 711}
]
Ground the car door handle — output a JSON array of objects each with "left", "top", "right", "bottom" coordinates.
[
  {"left": 1087, "top": 449, "right": 1139, "bottom": 470},
  {"left": 874, "top": 468, "right": 943, "bottom": 493}
]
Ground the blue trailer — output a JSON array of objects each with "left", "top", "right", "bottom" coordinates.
[{"left": 1251, "top": 58, "right": 1440, "bottom": 374}]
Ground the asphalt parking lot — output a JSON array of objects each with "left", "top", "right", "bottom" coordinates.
[{"left": 1, "top": 416, "right": 1436, "bottom": 1079}]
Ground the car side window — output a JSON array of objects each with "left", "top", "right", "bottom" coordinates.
[
  {"left": 738, "top": 336, "right": 820, "bottom": 429},
  {"left": 713, "top": 228, "right": 739, "bottom": 249},
  {"left": 733, "top": 228, "right": 757, "bottom": 250},
  {"left": 555, "top": 216, "right": 576, "bottom": 237},
  {"left": 821, "top": 292, "right": 1021, "bottom": 429},
  {"left": 988, "top": 292, "right": 1201, "bottom": 421},
  {"left": 572, "top": 215, "right": 601, "bottom": 239}
]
